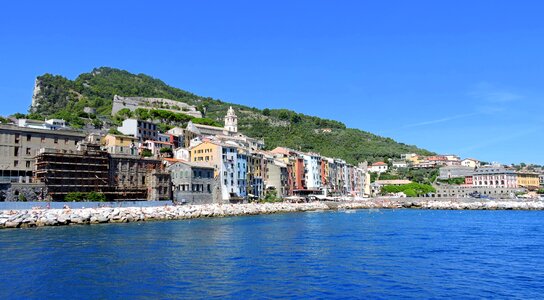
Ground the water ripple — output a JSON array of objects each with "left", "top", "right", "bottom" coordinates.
[{"left": 1, "top": 210, "right": 544, "bottom": 298}]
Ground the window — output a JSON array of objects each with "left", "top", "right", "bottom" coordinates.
[
  {"left": 142, "top": 176, "right": 146, "bottom": 184},
  {"left": 26, "top": 148, "right": 31, "bottom": 155},
  {"left": 14, "top": 160, "right": 18, "bottom": 167},
  {"left": 26, "top": 134, "right": 31, "bottom": 141},
  {"left": 41, "top": 136, "right": 45, "bottom": 143},
  {"left": 74, "top": 140, "right": 77, "bottom": 145},
  {"left": 14, "top": 147, "right": 19, "bottom": 157},
  {"left": 54, "top": 138, "right": 58, "bottom": 144},
  {"left": 26, "top": 161, "right": 30, "bottom": 168},
  {"left": 65, "top": 138, "right": 69, "bottom": 144},
  {"left": 14, "top": 134, "right": 20, "bottom": 143}
]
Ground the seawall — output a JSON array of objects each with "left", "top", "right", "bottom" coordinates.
[{"left": 1, "top": 199, "right": 544, "bottom": 229}]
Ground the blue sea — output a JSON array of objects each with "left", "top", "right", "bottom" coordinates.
[{"left": 1, "top": 209, "right": 544, "bottom": 299}]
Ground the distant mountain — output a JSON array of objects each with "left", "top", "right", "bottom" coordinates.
[{"left": 29, "top": 67, "right": 434, "bottom": 164}]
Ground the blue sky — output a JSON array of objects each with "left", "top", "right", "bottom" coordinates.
[{"left": 1, "top": 1, "right": 543, "bottom": 164}]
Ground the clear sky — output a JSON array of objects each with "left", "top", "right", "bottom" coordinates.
[{"left": 1, "top": 1, "right": 543, "bottom": 164}]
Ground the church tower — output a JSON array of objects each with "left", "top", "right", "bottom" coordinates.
[{"left": 224, "top": 106, "right": 238, "bottom": 133}]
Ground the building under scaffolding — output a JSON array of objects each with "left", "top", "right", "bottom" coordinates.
[
  {"left": 35, "top": 141, "right": 171, "bottom": 201},
  {"left": 34, "top": 142, "right": 110, "bottom": 201}
]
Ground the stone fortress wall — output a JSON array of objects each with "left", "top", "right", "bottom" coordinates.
[{"left": 111, "top": 95, "right": 202, "bottom": 118}]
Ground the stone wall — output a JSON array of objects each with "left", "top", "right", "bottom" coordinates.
[{"left": 112, "top": 95, "right": 202, "bottom": 118}]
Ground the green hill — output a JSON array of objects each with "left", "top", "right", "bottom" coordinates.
[{"left": 28, "top": 67, "right": 434, "bottom": 164}]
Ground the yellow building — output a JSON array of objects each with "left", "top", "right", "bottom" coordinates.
[
  {"left": 101, "top": 134, "right": 138, "bottom": 155},
  {"left": 516, "top": 172, "right": 540, "bottom": 189},
  {"left": 189, "top": 141, "right": 222, "bottom": 177}
]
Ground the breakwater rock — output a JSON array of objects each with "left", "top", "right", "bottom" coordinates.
[
  {"left": 415, "top": 200, "right": 544, "bottom": 210},
  {"left": 2, "top": 200, "right": 544, "bottom": 229},
  {"left": 0, "top": 202, "right": 329, "bottom": 229}
]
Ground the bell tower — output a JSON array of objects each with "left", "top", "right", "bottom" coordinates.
[{"left": 224, "top": 106, "right": 238, "bottom": 133}]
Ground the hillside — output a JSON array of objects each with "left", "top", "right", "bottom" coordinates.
[{"left": 27, "top": 67, "right": 434, "bottom": 164}]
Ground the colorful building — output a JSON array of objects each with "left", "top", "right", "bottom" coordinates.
[{"left": 101, "top": 134, "right": 138, "bottom": 156}]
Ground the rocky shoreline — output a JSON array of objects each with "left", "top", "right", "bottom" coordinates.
[{"left": 1, "top": 199, "right": 544, "bottom": 229}]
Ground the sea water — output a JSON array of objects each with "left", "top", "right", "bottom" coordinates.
[{"left": 1, "top": 209, "right": 543, "bottom": 299}]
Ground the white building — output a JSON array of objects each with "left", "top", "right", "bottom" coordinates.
[
  {"left": 220, "top": 141, "right": 240, "bottom": 201},
  {"left": 303, "top": 153, "right": 322, "bottom": 190},
  {"left": 461, "top": 158, "right": 481, "bottom": 168},
  {"left": 473, "top": 165, "right": 517, "bottom": 188},
  {"left": 370, "top": 162, "right": 388, "bottom": 173},
  {"left": 392, "top": 160, "right": 408, "bottom": 169},
  {"left": 224, "top": 106, "right": 238, "bottom": 133},
  {"left": 173, "top": 147, "right": 190, "bottom": 161},
  {"left": 17, "top": 119, "right": 69, "bottom": 130},
  {"left": 118, "top": 119, "right": 158, "bottom": 142}
]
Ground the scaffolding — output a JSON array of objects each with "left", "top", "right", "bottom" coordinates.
[{"left": 34, "top": 145, "right": 110, "bottom": 201}]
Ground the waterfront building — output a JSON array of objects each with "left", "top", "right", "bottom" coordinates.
[
  {"left": 237, "top": 149, "right": 248, "bottom": 198},
  {"left": 303, "top": 153, "right": 322, "bottom": 191},
  {"left": 472, "top": 165, "right": 517, "bottom": 188},
  {"left": 321, "top": 157, "right": 333, "bottom": 196},
  {"left": 516, "top": 172, "right": 540, "bottom": 190},
  {"left": 168, "top": 161, "right": 217, "bottom": 204},
  {"left": 352, "top": 164, "right": 367, "bottom": 197},
  {"left": 101, "top": 134, "right": 138, "bottom": 156},
  {"left": 248, "top": 151, "right": 265, "bottom": 199},
  {"left": 369, "top": 162, "right": 388, "bottom": 173},
  {"left": 34, "top": 141, "right": 109, "bottom": 201},
  {"left": 109, "top": 155, "right": 170, "bottom": 200},
  {"left": 118, "top": 119, "right": 158, "bottom": 142},
  {"left": 0, "top": 124, "right": 86, "bottom": 183},
  {"left": 265, "top": 158, "right": 289, "bottom": 198},
  {"left": 356, "top": 162, "right": 370, "bottom": 197},
  {"left": 540, "top": 174, "right": 544, "bottom": 187},
  {"left": 189, "top": 140, "right": 242, "bottom": 202},
  {"left": 34, "top": 134, "right": 171, "bottom": 201},
  {"left": 270, "top": 147, "right": 296, "bottom": 196},
  {"left": 433, "top": 184, "right": 522, "bottom": 199},
  {"left": 438, "top": 166, "right": 475, "bottom": 179},
  {"left": 461, "top": 158, "right": 481, "bottom": 168}
]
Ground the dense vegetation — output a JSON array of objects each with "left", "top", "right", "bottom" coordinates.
[
  {"left": 437, "top": 177, "right": 466, "bottom": 185},
  {"left": 381, "top": 183, "right": 436, "bottom": 197},
  {"left": 64, "top": 192, "right": 106, "bottom": 202},
  {"left": 29, "top": 67, "right": 434, "bottom": 164},
  {"left": 373, "top": 168, "right": 438, "bottom": 184}
]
